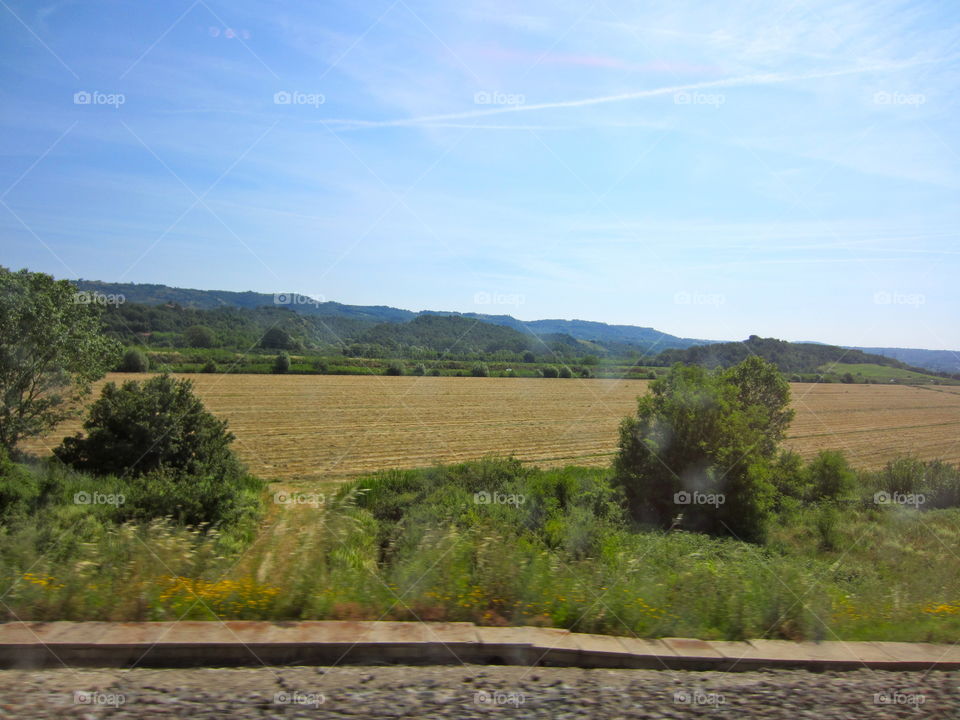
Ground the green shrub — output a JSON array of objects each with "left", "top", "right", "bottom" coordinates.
[
  {"left": 430, "top": 368, "right": 441, "bottom": 377},
  {"left": 558, "top": 366, "right": 573, "bottom": 378},
  {"left": 201, "top": 359, "right": 217, "bottom": 373},
  {"left": 385, "top": 362, "right": 404, "bottom": 376},
  {"left": 54, "top": 375, "right": 260, "bottom": 526},
  {"left": 471, "top": 363, "right": 489, "bottom": 377},
  {"left": 541, "top": 366, "right": 559, "bottom": 378},
  {"left": 613, "top": 358, "right": 793, "bottom": 543},
  {"left": 119, "top": 349, "right": 149, "bottom": 372},
  {"left": 184, "top": 325, "right": 216, "bottom": 348},
  {"left": 272, "top": 352, "right": 290, "bottom": 374}
]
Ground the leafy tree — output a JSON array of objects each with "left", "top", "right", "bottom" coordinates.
[
  {"left": 202, "top": 359, "right": 218, "bottom": 373},
  {"left": 119, "top": 348, "right": 149, "bottom": 372},
  {"left": 260, "top": 327, "right": 296, "bottom": 350},
  {"left": 558, "top": 366, "right": 573, "bottom": 378},
  {"left": 471, "top": 362, "right": 490, "bottom": 377},
  {"left": 184, "top": 325, "right": 216, "bottom": 348},
  {"left": 412, "top": 363, "right": 426, "bottom": 376},
  {"left": 272, "top": 352, "right": 290, "bottom": 374},
  {"left": 523, "top": 351, "right": 536, "bottom": 363},
  {"left": 805, "top": 450, "right": 856, "bottom": 501},
  {"left": 614, "top": 359, "right": 791, "bottom": 543},
  {"left": 0, "top": 267, "right": 120, "bottom": 451},
  {"left": 541, "top": 366, "right": 559, "bottom": 378},
  {"left": 54, "top": 375, "right": 256, "bottom": 526},
  {"left": 581, "top": 355, "right": 599, "bottom": 365}
]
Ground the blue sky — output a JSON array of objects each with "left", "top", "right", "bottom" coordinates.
[{"left": 2, "top": 0, "right": 958, "bottom": 348}]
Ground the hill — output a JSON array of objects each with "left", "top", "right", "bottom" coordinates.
[
  {"left": 656, "top": 335, "right": 948, "bottom": 377},
  {"left": 849, "top": 347, "right": 960, "bottom": 375}
]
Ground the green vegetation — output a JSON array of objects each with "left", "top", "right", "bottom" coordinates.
[{"left": 0, "top": 267, "right": 121, "bottom": 452}]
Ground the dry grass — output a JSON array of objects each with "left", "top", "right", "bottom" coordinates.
[{"left": 23, "top": 374, "right": 960, "bottom": 483}]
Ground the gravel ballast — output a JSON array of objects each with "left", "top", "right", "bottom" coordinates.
[{"left": 0, "top": 665, "right": 956, "bottom": 719}]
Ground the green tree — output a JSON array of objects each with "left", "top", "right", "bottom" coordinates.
[
  {"left": 541, "top": 366, "right": 559, "bottom": 378},
  {"left": 805, "top": 450, "right": 856, "bottom": 502},
  {"left": 523, "top": 351, "right": 536, "bottom": 363},
  {"left": 201, "top": 359, "right": 218, "bottom": 373},
  {"left": 272, "top": 352, "right": 290, "bottom": 374},
  {"left": 613, "top": 359, "right": 791, "bottom": 543},
  {"left": 558, "top": 366, "right": 573, "bottom": 378},
  {"left": 385, "top": 362, "right": 404, "bottom": 376},
  {"left": 260, "top": 327, "right": 296, "bottom": 350},
  {"left": 184, "top": 325, "right": 216, "bottom": 348},
  {"left": 412, "top": 363, "right": 426, "bottom": 376},
  {"left": 54, "top": 375, "right": 257, "bottom": 526},
  {"left": 119, "top": 348, "right": 149, "bottom": 372},
  {"left": 0, "top": 268, "right": 120, "bottom": 451},
  {"left": 471, "top": 362, "right": 490, "bottom": 377}
]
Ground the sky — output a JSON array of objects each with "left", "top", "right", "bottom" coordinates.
[{"left": 1, "top": 0, "right": 958, "bottom": 349}]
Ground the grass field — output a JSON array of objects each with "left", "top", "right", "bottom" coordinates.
[
  {"left": 817, "top": 362, "right": 947, "bottom": 383},
  {"left": 23, "top": 374, "right": 960, "bottom": 483}
]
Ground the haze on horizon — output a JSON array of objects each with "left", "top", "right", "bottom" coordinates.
[{"left": 2, "top": 0, "right": 958, "bottom": 349}]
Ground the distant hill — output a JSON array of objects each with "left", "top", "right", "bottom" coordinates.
[
  {"left": 848, "top": 347, "right": 960, "bottom": 375},
  {"left": 75, "top": 280, "right": 707, "bottom": 352},
  {"left": 655, "top": 335, "right": 945, "bottom": 376}
]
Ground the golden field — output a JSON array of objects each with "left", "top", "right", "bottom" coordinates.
[{"left": 23, "top": 374, "right": 960, "bottom": 483}]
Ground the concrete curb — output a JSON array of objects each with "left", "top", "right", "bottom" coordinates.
[{"left": 2, "top": 622, "right": 959, "bottom": 671}]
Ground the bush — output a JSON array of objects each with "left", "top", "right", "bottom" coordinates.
[
  {"left": 523, "top": 352, "right": 536, "bottom": 363},
  {"left": 806, "top": 450, "right": 856, "bottom": 502},
  {"left": 558, "top": 366, "right": 573, "bottom": 378},
  {"left": 184, "top": 325, "right": 216, "bottom": 348},
  {"left": 471, "top": 363, "right": 489, "bottom": 378},
  {"left": 541, "top": 366, "right": 559, "bottom": 378},
  {"left": 412, "top": 364, "right": 426, "bottom": 376},
  {"left": 119, "top": 349, "right": 149, "bottom": 372},
  {"left": 54, "top": 375, "right": 260, "bottom": 526},
  {"left": 613, "top": 358, "right": 793, "bottom": 543},
  {"left": 272, "top": 352, "right": 290, "bottom": 374},
  {"left": 430, "top": 368, "right": 441, "bottom": 377},
  {"left": 385, "top": 362, "right": 404, "bottom": 376},
  {"left": 201, "top": 359, "right": 217, "bottom": 373}
]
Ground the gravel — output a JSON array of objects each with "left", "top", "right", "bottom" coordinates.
[{"left": 0, "top": 665, "right": 956, "bottom": 718}]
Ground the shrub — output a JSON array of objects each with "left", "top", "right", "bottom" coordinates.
[
  {"left": 385, "top": 362, "right": 404, "bottom": 376},
  {"left": 412, "top": 364, "right": 426, "bottom": 376},
  {"left": 613, "top": 358, "right": 793, "bottom": 543},
  {"left": 202, "top": 359, "right": 217, "bottom": 373},
  {"left": 119, "top": 349, "right": 149, "bottom": 372},
  {"left": 272, "top": 352, "right": 290, "bottom": 374},
  {"left": 805, "top": 450, "right": 856, "bottom": 502},
  {"left": 558, "top": 366, "right": 573, "bottom": 378},
  {"left": 430, "top": 368, "right": 441, "bottom": 377},
  {"left": 54, "top": 375, "right": 259, "bottom": 526},
  {"left": 523, "top": 351, "right": 536, "bottom": 363},
  {"left": 184, "top": 325, "right": 216, "bottom": 348},
  {"left": 541, "top": 366, "right": 559, "bottom": 378},
  {"left": 471, "top": 363, "right": 489, "bottom": 378}
]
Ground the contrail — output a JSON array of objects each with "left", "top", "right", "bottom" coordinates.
[{"left": 321, "top": 58, "right": 940, "bottom": 130}]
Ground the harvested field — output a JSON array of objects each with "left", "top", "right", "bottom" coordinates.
[{"left": 23, "top": 374, "right": 960, "bottom": 483}]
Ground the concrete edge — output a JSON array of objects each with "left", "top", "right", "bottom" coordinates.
[{"left": 1, "top": 622, "right": 958, "bottom": 671}]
